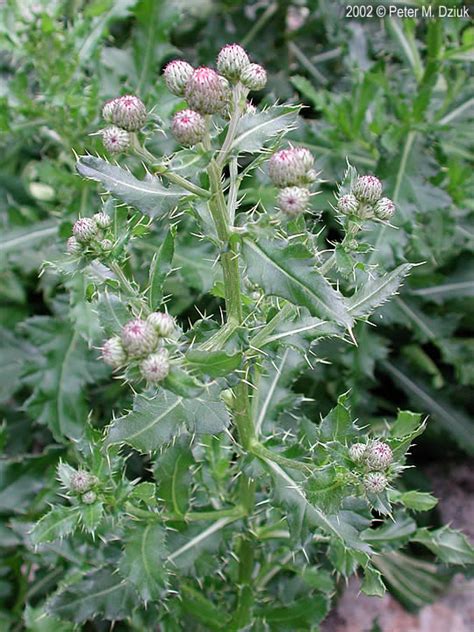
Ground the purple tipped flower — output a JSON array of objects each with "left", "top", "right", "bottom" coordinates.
[
  {"left": 121, "top": 319, "right": 158, "bottom": 358},
  {"left": 163, "top": 60, "right": 194, "bottom": 96},
  {"left": 147, "top": 312, "right": 176, "bottom": 337},
  {"left": 337, "top": 193, "right": 359, "bottom": 216},
  {"left": 216, "top": 44, "right": 250, "bottom": 81},
  {"left": 374, "top": 197, "right": 395, "bottom": 220},
  {"left": 171, "top": 109, "right": 206, "bottom": 146},
  {"left": 140, "top": 349, "right": 170, "bottom": 384},
  {"left": 101, "top": 126, "right": 130, "bottom": 154},
  {"left": 185, "top": 67, "right": 229, "bottom": 114},
  {"left": 101, "top": 336, "right": 127, "bottom": 369},
  {"left": 352, "top": 175, "right": 383, "bottom": 204},
  {"left": 366, "top": 441, "right": 393, "bottom": 471},
  {"left": 110, "top": 95, "right": 147, "bottom": 131},
  {"left": 66, "top": 236, "right": 82, "bottom": 255},
  {"left": 277, "top": 186, "right": 310, "bottom": 215},
  {"left": 364, "top": 472, "right": 388, "bottom": 494},
  {"left": 240, "top": 63, "right": 267, "bottom": 91},
  {"left": 269, "top": 147, "right": 315, "bottom": 188},
  {"left": 73, "top": 217, "right": 97, "bottom": 243}
]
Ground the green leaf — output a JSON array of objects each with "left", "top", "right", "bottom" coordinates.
[
  {"left": 361, "top": 514, "right": 417, "bottom": 549},
  {"left": 265, "top": 459, "right": 371, "bottom": 550},
  {"left": 106, "top": 389, "right": 230, "bottom": 452},
  {"left": 390, "top": 410, "right": 423, "bottom": 438},
  {"left": 373, "top": 551, "right": 447, "bottom": 610},
  {"left": 185, "top": 349, "right": 242, "bottom": 378},
  {"left": 256, "top": 594, "right": 329, "bottom": 630},
  {"left": 24, "top": 604, "right": 75, "bottom": 632},
  {"left": 180, "top": 584, "right": 229, "bottom": 630},
  {"left": 243, "top": 237, "right": 353, "bottom": 327},
  {"left": 148, "top": 228, "right": 175, "bottom": 309},
  {"left": 79, "top": 502, "right": 104, "bottom": 533},
  {"left": 319, "top": 392, "right": 355, "bottom": 441},
  {"left": 361, "top": 565, "right": 386, "bottom": 597},
  {"left": 0, "top": 221, "right": 56, "bottom": 255},
  {"left": 412, "top": 526, "right": 474, "bottom": 564},
  {"left": 96, "top": 292, "right": 131, "bottom": 336},
  {"left": 119, "top": 523, "right": 169, "bottom": 602},
  {"left": 47, "top": 569, "right": 137, "bottom": 623},
  {"left": 76, "top": 156, "right": 183, "bottom": 217},
  {"left": 348, "top": 263, "right": 413, "bottom": 317},
  {"left": 154, "top": 437, "right": 194, "bottom": 516},
  {"left": 31, "top": 507, "right": 80, "bottom": 545},
  {"left": 231, "top": 105, "right": 300, "bottom": 153},
  {"left": 394, "top": 490, "right": 438, "bottom": 512}
]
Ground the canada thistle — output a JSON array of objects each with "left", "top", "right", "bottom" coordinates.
[
  {"left": 240, "top": 63, "right": 267, "bottom": 91},
  {"left": 184, "top": 67, "right": 229, "bottom": 114},
  {"left": 66, "top": 236, "right": 81, "bottom": 255},
  {"left": 121, "top": 319, "right": 158, "bottom": 358},
  {"left": 352, "top": 175, "right": 383, "bottom": 204},
  {"left": 366, "top": 441, "right": 393, "bottom": 470},
  {"left": 163, "top": 60, "right": 194, "bottom": 96},
  {"left": 337, "top": 193, "right": 360, "bottom": 216},
  {"left": 101, "top": 125, "right": 130, "bottom": 154},
  {"left": 269, "top": 147, "right": 314, "bottom": 188},
  {"left": 147, "top": 312, "right": 176, "bottom": 338},
  {"left": 101, "top": 98, "right": 118, "bottom": 122},
  {"left": 93, "top": 212, "right": 112, "bottom": 229},
  {"left": 101, "top": 336, "right": 127, "bottom": 369},
  {"left": 82, "top": 491, "right": 97, "bottom": 505},
  {"left": 171, "top": 109, "right": 206, "bottom": 147},
  {"left": 349, "top": 442, "right": 367, "bottom": 462},
  {"left": 364, "top": 472, "right": 388, "bottom": 494},
  {"left": 70, "top": 470, "right": 95, "bottom": 494},
  {"left": 374, "top": 197, "right": 396, "bottom": 220},
  {"left": 72, "top": 217, "right": 97, "bottom": 243},
  {"left": 216, "top": 44, "right": 250, "bottom": 82},
  {"left": 109, "top": 95, "right": 147, "bottom": 131},
  {"left": 140, "top": 349, "right": 170, "bottom": 384},
  {"left": 277, "top": 186, "right": 310, "bottom": 215}
]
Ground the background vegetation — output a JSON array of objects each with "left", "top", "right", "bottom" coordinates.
[{"left": 0, "top": 0, "right": 473, "bottom": 629}]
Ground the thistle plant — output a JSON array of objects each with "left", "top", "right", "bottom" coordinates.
[{"left": 33, "top": 44, "right": 474, "bottom": 629}]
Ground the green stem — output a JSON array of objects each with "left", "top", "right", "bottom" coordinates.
[
  {"left": 108, "top": 261, "right": 149, "bottom": 315},
  {"left": 319, "top": 252, "right": 336, "bottom": 276},
  {"left": 249, "top": 303, "right": 294, "bottom": 349},
  {"left": 251, "top": 442, "right": 315, "bottom": 473}
]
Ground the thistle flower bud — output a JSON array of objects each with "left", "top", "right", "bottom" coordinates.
[
  {"left": 374, "top": 197, "right": 395, "bottom": 221},
  {"left": 364, "top": 472, "right": 388, "bottom": 494},
  {"left": 349, "top": 442, "right": 367, "bottom": 462},
  {"left": 216, "top": 44, "right": 250, "bottom": 81},
  {"left": 101, "top": 125, "right": 130, "bottom": 154},
  {"left": 73, "top": 217, "right": 97, "bottom": 243},
  {"left": 121, "top": 319, "right": 158, "bottom": 358},
  {"left": 163, "top": 60, "right": 194, "bottom": 96},
  {"left": 171, "top": 109, "right": 206, "bottom": 146},
  {"left": 269, "top": 147, "right": 314, "bottom": 188},
  {"left": 240, "top": 63, "right": 267, "bottom": 91},
  {"left": 82, "top": 491, "right": 97, "bottom": 504},
  {"left": 352, "top": 175, "right": 383, "bottom": 204},
  {"left": 93, "top": 212, "right": 112, "bottom": 229},
  {"left": 100, "top": 238, "right": 113, "bottom": 252},
  {"left": 185, "top": 67, "right": 229, "bottom": 114},
  {"left": 66, "top": 236, "right": 82, "bottom": 255},
  {"left": 366, "top": 441, "right": 393, "bottom": 471},
  {"left": 337, "top": 194, "right": 359, "bottom": 216},
  {"left": 70, "top": 470, "right": 95, "bottom": 493},
  {"left": 147, "top": 312, "right": 175, "bottom": 337},
  {"left": 101, "top": 336, "right": 127, "bottom": 369},
  {"left": 110, "top": 95, "right": 147, "bottom": 131},
  {"left": 102, "top": 98, "right": 118, "bottom": 122},
  {"left": 140, "top": 349, "right": 170, "bottom": 384},
  {"left": 277, "top": 186, "right": 310, "bottom": 215}
]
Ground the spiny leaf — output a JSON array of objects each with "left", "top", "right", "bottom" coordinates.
[
  {"left": 154, "top": 436, "right": 194, "bottom": 516},
  {"left": 231, "top": 105, "right": 300, "bottom": 153},
  {"left": 148, "top": 227, "right": 175, "bottom": 309},
  {"left": 412, "top": 526, "right": 474, "bottom": 564},
  {"left": 106, "top": 389, "right": 230, "bottom": 452},
  {"left": 47, "top": 569, "right": 137, "bottom": 623},
  {"left": 119, "top": 523, "right": 169, "bottom": 602},
  {"left": 31, "top": 507, "right": 80, "bottom": 545},
  {"left": 76, "top": 156, "right": 183, "bottom": 217},
  {"left": 243, "top": 237, "right": 353, "bottom": 327},
  {"left": 184, "top": 349, "right": 242, "bottom": 378},
  {"left": 348, "top": 263, "right": 413, "bottom": 317}
]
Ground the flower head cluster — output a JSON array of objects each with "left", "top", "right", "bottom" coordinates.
[
  {"left": 268, "top": 146, "right": 316, "bottom": 215},
  {"left": 67, "top": 211, "right": 114, "bottom": 258},
  {"left": 163, "top": 45, "right": 266, "bottom": 147},
  {"left": 101, "top": 312, "right": 175, "bottom": 385},
  {"left": 349, "top": 439, "right": 393, "bottom": 494},
  {"left": 99, "top": 94, "right": 147, "bottom": 153},
  {"left": 337, "top": 175, "right": 395, "bottom": 221}
]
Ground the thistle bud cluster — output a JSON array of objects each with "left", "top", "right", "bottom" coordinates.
[
  {"left": 337, "top": 175, "right": 395, "bottom": 222},
  {"left": 99, "top": 94, "right": 147, "bottom": 153},
  {"left": 101, "top": 312, "right": 175, "bottom": 385},
  {"left": 268, "top": 146, "right": 316, "bottom": 215},
  {"left": 348, "top": 439, "right": 393, "bottom": 494},
  {"left": 67, "top": 211, "right": 114, "bottom": 258},
  {"left": 163, "top": 45, "right": 266, "bottom": 147},
  {"left": 69, "top": 469, "right": 96, "bottom": 494}
]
